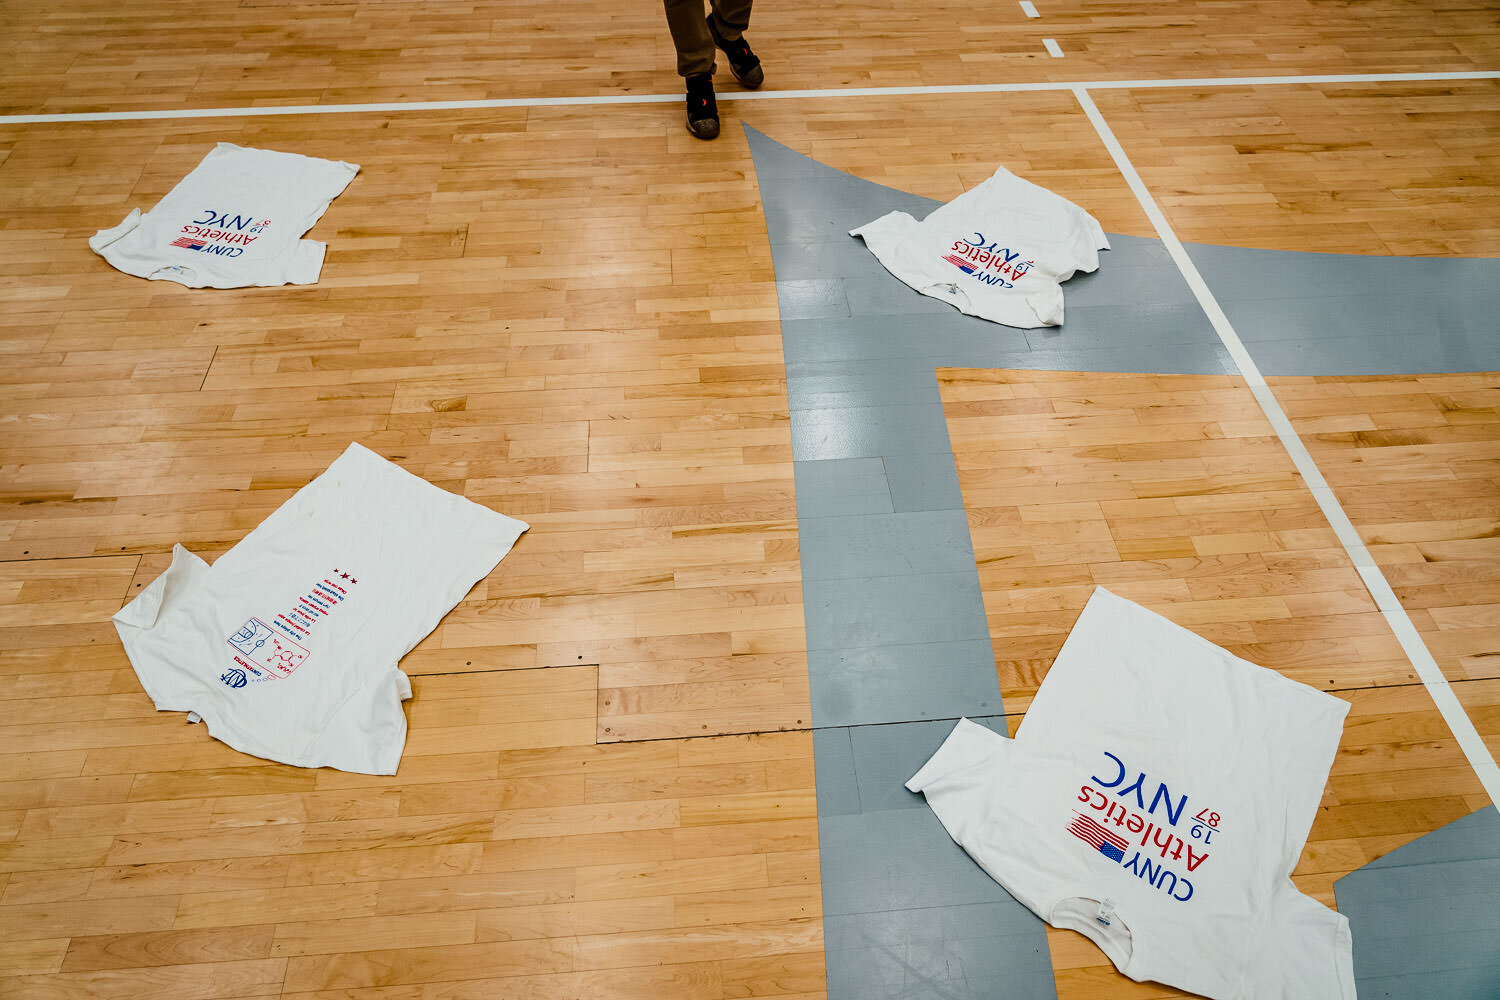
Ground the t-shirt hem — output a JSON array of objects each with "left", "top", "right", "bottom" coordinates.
[
  {"left": 1085, "top": 588, "right": 1350, "bottom": 719},
  {"left": 192, "top": 704, "right": 397, "bottom": 774},
  {"left": 1332, "top": 913, "right": 1357, "bottom": 999},
  {"left": 172, "top": 703, "right": 294, "bottom": 768}
]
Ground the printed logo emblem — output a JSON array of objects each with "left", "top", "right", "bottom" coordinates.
[
  {"left": 941, "top": 231, "right": 1033, "bottom": 289},
  {"left": 167, "top": 209, "right": 270, "bottom": 259},
  {"left": 1070, "top": 751, "right": 1225, "bottom": 904},
  {"left": 226, "top": 617, "right": 310, "bottom": 681},
  {"left": 219, "top": 571, "right": 356, "bottom": 689}
]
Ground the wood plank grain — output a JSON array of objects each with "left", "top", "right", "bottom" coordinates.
[{"left": 939, "top": 368, "right": 1495, "bottom": 1000}]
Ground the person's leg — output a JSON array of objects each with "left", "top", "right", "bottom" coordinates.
[
  {"left": 707, "top": 0, "right": 761, "bottom": 88},
  {"left": 663, "top": 0, "right": 716, "bottom": 78},
  {"left": 683, "top": 72, "right": 719, "bottom": 140},
  {"left": 663, "top": 0, "right": 721, "bottom": 138},
  {"left": 707, "top": 0, "right": 752, "bottom": 40}
]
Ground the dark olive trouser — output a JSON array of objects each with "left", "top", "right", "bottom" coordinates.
[{"left": 663, "top": 0, "right": 753, "bottom": 77}]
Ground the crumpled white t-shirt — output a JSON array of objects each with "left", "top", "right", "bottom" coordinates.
[
  {"left": 113, "top": 442, "right": 529, "bottom": 774},
  {"left": 851, "top": 165, "right": 1108, "bottom": 328},
  {"left": 90, "top": 142, "right": 358, "bottom": 289},
  {"left": 907, "top": 589, "right": 1356, "bottom": 999}
]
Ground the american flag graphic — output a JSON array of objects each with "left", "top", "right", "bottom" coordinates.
[
  {"left": 941, "top": 253, "right": 978, "bottom": 275},
  {"left": 170, "top": 237, "right": 206, "bottom": 251},
  {"left": 1068, "top": 813, "right": 1128, "bottom": 863}
]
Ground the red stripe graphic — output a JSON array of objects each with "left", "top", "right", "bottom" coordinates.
[{"left": 1068, "top": 814, "right": 1129, "bottom": 852}]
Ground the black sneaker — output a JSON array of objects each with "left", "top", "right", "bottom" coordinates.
[
  {"left": 709, "top": 20, "right": 763, "bottom": 89},
  {"left": 685, "top": 73, "right": 719, "bottom": 140}
]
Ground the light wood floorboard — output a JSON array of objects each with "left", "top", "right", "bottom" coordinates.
[
  {"left": 939, "top": 367, "right": 1496, "bottom": 1000},
  {"left": 1279, "top": 372, "right": 1500, "bottom": 763},
  {"left": 1, "top": 107, "right": 821, "bottom": 999},
  {"left": 1, "top": 7, "right": 1497, "bottom": 996},
  {"left": 3, "top": 0, "right": 1498, "bottom": 116},
  {"left": 1092, "top": 81, "right": 1500, "bottom": 255}
]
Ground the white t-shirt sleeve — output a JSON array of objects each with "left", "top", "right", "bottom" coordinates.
[
  {"left": 285, "top": 239, "right": 328, "bottom": 286},
  {"left": 848, "top": 211, "right": 919, "bottom": 276},
  {"left": 906, "top": 716, "right": 1012, "bottom": 793},
  {"left": 112, "top": 543, "right": 212, "bottom": 709},
  {"left": 905, "top": 719, "right": 1057, "bottom": 914},
  {"left": 88, "top": 208, "right": 143, "bottom": 256}
]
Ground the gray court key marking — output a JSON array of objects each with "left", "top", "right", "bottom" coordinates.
[{"left": 746, "top": 124, "right": 1500, "bottom": 1000}]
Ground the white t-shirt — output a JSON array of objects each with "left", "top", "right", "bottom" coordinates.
[
  {"left": 90, "top": 143, "right": 358, "bottom": 288},
  {"left": 112, "top": 443, "right": 529, "bottom": 774},
  {"left": 907, "top": 589, "right": 1355, "bottom": 1000},
  {"left": 850, "top": 165, "right": 1108, "bottom": 328}
]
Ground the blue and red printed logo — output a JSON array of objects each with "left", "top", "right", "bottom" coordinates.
[
  {"left": 1068, "top": 751, "right": 1229, "bottom": 904},
  {"left": 941, "top": 231, "right": 1033, "bottom": 289},
  {"left": 1068, "top": 812, "right": 1128, "bottom": 862},
  {"left": 218, "top": 571, "right": 357, "bottom": 690},
  {"left": 168, "top": 209, "right": 270, "bottom": 259},
  {"left": 226, "top": 617, "right": 310, "bottom": 682}
]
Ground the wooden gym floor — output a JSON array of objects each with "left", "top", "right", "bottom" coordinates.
[{"left": 1, "top": 2, "right": 1498, "bottom": 998}]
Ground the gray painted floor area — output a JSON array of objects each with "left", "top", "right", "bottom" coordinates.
[
  {"left": 1334, "top": 807, "right": 1500, "bottom": 999},
  {"left": 816, "top": 719, "right": 1057, "bottom": 1000},
  {"left": 1188, "top": 246, "right": 1500, "bottom": 376},
  {"left": 746, "top": 123, "right": 1500, "bottom": 998},
  {"left": 751, "top": 121, "right": 1235, "bottom": 732}
]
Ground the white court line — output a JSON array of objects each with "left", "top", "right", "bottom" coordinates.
[
  {"left": 3, "top": 70, "right": 1496, "bottom": 125},
  {"left": 1020, "top": 1, "right": 1041, "bottom": 17},
  {"left": 1043, "top": 38, "right": 1065, "bottom": 58},
  {"left": 1072, "top": 85, "right": 1500, "bottom": 803}
]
